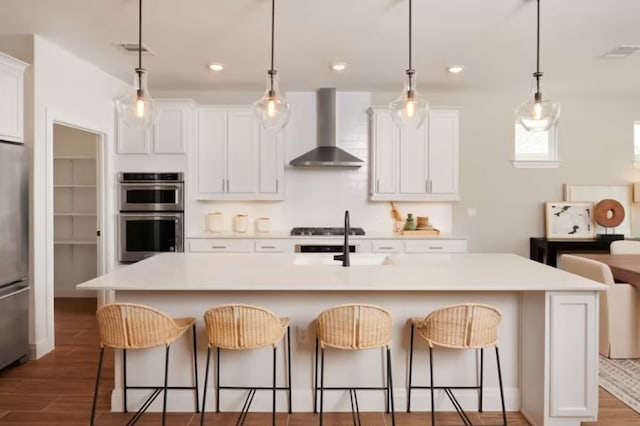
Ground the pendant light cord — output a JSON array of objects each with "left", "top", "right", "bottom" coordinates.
[
  {"left": 268, "top": 0, "right": 276, "bottom": 93},
  {"left": 408, "top": 0, "right": 412, "bottom": 71},
  {"left": 535, "top": 0, "right": 541, "bottom": 95},
  {"left": 136, "top": 0, "right": 143, "bottom": 93}
]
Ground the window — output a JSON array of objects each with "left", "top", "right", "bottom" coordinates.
[{"left": 513, "top": 122, "right": 559, "bottom": 168}]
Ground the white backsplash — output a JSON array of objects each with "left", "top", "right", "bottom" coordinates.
[{"left": 185, "top": 91, "right": 454, "bottom": 236}]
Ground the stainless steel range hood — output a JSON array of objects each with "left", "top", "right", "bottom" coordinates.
[{"left": 289, "top": 88, "right": 364, "bottom": 167}]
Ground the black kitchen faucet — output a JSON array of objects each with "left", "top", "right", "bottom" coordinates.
[{"left": 333, "top": 210, "right": 351, "bottom": 267}]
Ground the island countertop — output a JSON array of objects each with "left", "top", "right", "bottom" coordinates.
[{"left": 77, "top": 252, "right": 604, "bottom": 292}]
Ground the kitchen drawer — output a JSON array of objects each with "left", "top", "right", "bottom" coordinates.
[
  {"left": 404, "top": 239, "right": 467, "bottom": 253},
  {"left": 371, "top": 240, "right": 403, "bottom": 253},
  {"left": 189, "top": 239, "right": 252, "bottom": 253},
  {"left": 255, "top": 240, "right": 294, "bottom": 252}
]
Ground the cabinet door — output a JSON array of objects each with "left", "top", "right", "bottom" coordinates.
[
  {"left": 117, "top": 121, "right": 152, "bottom": 154},
  {"left": 0, "top": 54, "right": 27, "bottom": 143},
  {"left": 371, "top": 110, "right": 398, "bottom": 195},
  {"left": 196, "top": 110, "right": 226, "bottom": 195},
  {"left": 258, "top": 128, "right": 284, "bottom": 198},
  {"left": 227, "top": 110, "right": 259, "bottom": 194},
  {"left": 428, "top": 110, "right": 459, "bottom": 198},
  {"left": 154, "top": 104, "right": 187, "bottom": 154},
  {"left": 399, "top": 123, "right": 428, "bottom": 194}
]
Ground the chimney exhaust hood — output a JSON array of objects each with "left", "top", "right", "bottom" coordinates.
[{"left": 289, "top": 88, "right": 364, "bottom": 167}]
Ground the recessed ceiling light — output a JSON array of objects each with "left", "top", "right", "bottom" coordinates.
[
  {"left": 447, "top": 65, "right": 464, "bottom": 74},
  {"left": 209, "top": 63, "right": 224, "bottom": 72},
  {"left": 330, "top": 63, "right": 347, "bottom": 72}
]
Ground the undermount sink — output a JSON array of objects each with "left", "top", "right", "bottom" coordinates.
[{"left": 294, "top": 254, "right": 392, "bottom": 266}]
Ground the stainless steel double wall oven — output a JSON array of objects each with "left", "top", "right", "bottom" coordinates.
[{"left": 118, "top": 173, "right": 184, "bottom": 262}]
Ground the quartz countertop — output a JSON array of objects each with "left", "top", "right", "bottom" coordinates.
[{"left": 77, "top": 252, "right": 604, "bottom": 292}]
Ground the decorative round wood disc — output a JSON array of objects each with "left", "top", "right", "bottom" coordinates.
[{"left": 594, "top": 199, "right": 625, "bottom": 228}]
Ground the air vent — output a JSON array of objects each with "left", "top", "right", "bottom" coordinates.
[
  {"left": 602, "top": 45, "right": 640, "bottom": 59},
  {"left": 113, "top": 42, "right": 154, "bottom": 55}
]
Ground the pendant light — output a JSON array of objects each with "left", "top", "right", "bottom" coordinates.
[
  {"left": 253, "top": 0, "right": 290, "bottom": 130},
  {"left": 515, "top": 0, "right": 560, "bottom": 132},
  {"left": 389, "top": 0, "right": 429, "bottom": 129},
  {"left": 116, "top": 0, "right": 157, "bottom": 130}
]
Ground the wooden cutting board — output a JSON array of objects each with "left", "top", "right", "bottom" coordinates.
[{"left": 398, "top": 229, "right": 440, "bottom": 236}]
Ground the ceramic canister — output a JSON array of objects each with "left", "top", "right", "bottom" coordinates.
[
  {"left": 233, "top": 214, "right": 249, "bottom": 233},
  {"left": 207, "top": 212, "right": 224, "bottom": 233},
  {"left": 255, "top": 217, "right": 271, "bottom": 233}
]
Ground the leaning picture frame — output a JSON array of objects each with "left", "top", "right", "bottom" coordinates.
[{"left": 545, "top": 202, "right": 595, "bottom": 239}]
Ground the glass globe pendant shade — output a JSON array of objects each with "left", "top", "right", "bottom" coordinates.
[
  {"left": 389, "top": 70, "right": 429, "bottom": 129},
  {"left": 515, "top": 89, "right": 560, "bottom": 132},
  {"left": 117, "top": 69, "right": 157, "bottom": 130},
  {"left": 253, "top": 71, "right": 290, "bottom": 130}
]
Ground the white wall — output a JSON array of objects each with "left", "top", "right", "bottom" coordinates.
[{"left": 29, "top": 35, "right": 129, "bottom": 357}]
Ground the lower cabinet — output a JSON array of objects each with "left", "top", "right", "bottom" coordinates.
[{"left": 188, "top": 237, "right": 467, "bottom": 253}]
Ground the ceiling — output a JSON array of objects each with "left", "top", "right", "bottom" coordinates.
[{"left": 1, "top": 0, "right": 639, "bottom": 95}]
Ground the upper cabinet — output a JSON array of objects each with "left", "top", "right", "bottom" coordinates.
[
  {"left": 117, "top": 99, "right": 192, "bottom": 154},
  {"left": 0, "top": 52, "right": 28, "bottom": 143},
  {"left": 192, "top": 106, "right": 284, "bottom": 201},
  {"left": 369, "top": 107, "right": 459, "bottom": 201}
]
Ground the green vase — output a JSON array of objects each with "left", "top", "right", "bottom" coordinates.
[{"left": 404, "top": 213, "right": 416, "bottom": 231}]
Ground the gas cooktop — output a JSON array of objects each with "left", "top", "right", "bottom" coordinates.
[{"left": 290, "top": 227, "right": 365, "bottom": 236}]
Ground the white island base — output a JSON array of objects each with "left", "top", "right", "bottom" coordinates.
[{"left": 78, "top": 253, "right": 603, "bottom": 426}]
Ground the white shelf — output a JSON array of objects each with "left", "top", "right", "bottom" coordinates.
[
  {"left": 54, "top": 240, "right": 96, "bottom": 245},
  {"left": 54, "top": 212, "right": 97, "bottom": 217},
  {"left": 53, "top": 156, "right": 96, "bottom": 160},
  {"left": 53, "top": 184, "right": 96, "bottom": 188}
]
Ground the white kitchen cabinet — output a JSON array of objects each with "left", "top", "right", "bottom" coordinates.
[
  {"left": 404, "top": 239, "right": 467, "bottom": 253},
  {"left": 371, "top": 240, "right": 403, "bottom": 253},
  {"left": 369, "top": 107, "right": 459, "bottom": 201},
  {"left": 255, "top": 240, "right": 294, "bottom": 252},
  {"left": 117, "top": 99, "right": 192, "bottom": 154},
  {"left": 153, "top": 100, "right": 192, "bottom": 154},
  {"left": 189, "top": 239, "right": 252, "bottom": 253},
  {"left": 193, "top": 106, "right": 284, "bottom": 200},
  {"left": 0, "top": 52, "right": 28, "bottom": 143}
]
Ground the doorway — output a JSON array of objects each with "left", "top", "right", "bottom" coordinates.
[{"left": 52, "top": 124, "right": 101, "bottom": 298}]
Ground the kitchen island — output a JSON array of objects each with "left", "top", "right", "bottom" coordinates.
[{"left": 78, "top": 252, "right": 604, "bottom": 426}]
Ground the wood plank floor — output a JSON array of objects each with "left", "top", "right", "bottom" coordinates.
[{"left": 0, "top": 298, "right": 637, "bottom": 425}]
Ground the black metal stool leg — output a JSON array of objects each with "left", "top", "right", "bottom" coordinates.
[
  {"left": 192, "top": 324, "right": 200, "bottom": 413},
  {"left": 387, "top": 347, "right": 396, "bottom": 426},
  {"left": 479, "top": 348, "right": 484, "bottom": 412},
  {"left": 429, "top": 346, "right": 435, "bottom": 426},
  {"left": 287, "top": 326, "right": 292, "bottom": 414},
  {"left": 313, "top": 338, "right": 319, "bottom": 414},
  {"left": 162, "top": 345, "right": 170, "bottom": 426},
  {"left": 272, "top": 346, "right": 277, "bottom": 426},
  {"left": 215, "top": 347, "right": 220, "bottom": 413},
  {"left": 407, "top": 323, "right": 415, "bottom": 413},
  {"left": 319, "top": 347, "right": 325, "bottom": 426},
  {"left": 200, "top": 346, "right": 211, "bottom": 426},
  {"left": 123, "top": 349, "right": 128, "bottom": 413},
  {"left": 90, "top": 347, "right": 105, "bottom": 426},
  {"left": 496, "top": 347, "right": 507, "bottom": 426}
]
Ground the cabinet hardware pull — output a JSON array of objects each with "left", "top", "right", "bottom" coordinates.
[
  {"left": 429, "top": 246, "right": 444, "bottom": 250},
  {"left": 376, "top": 180, "right": 380, "bottom": 192},
  {"left": 261, "top": 245, "right": 276, "bottom": 249},
  {"left": 211, "top": 246, "right": 226, "bottom": 249},
  {"left": 276, "top": 179, "right": 279, "bottom": 193},
  {"left": 226, "top": 179, "right": 229, "bottom": 192},
  {"left": 379, "top": 246, "right": 393, "bottom": 250}
]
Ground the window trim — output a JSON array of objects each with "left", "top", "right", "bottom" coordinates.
[{"left": 513, "top": 121, "right": 559, "bottom": 168}]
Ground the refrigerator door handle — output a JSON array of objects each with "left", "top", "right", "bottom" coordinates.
[{"left": 0, "top": 284, "right": 29, "bottom": 302}]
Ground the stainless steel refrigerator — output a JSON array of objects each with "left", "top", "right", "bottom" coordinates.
[{"left": 0, "top": 140, "right": 29, "bottom": 370}]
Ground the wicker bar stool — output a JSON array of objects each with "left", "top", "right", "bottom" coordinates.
[
  {"left": 89, "top": 303, "right": 199, "bottom": 426},
  {"left": 407, "top": 303, "right": 506, "bottom": 426},
  {"left": 314, "top": 304, "right": 396, "bottom": 426},
  {"left": 200, "top": 304, "right": 291, "bottom": 426}
]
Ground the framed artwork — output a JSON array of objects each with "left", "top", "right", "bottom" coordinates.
[
  {"left": 563, "top": 184, "right": 632, "bottom": 235},
  {"left": 545, "top": 202, "right": 595, "bottom": 239}
]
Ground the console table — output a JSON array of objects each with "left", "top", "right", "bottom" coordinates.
[{"left": 529, "top": 236, "right": 624, "bottom": 267}]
